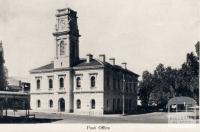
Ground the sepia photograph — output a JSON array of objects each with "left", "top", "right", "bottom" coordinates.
[{"left": 0, "top": 0, "right": 199, "bottom": 131}]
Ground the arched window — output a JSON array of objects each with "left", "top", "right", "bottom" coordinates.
[
  {"left": 60, "top": 41, "right": 65, "bottom": 55},
  {"left": 37, "top": 100, "right": 41, "bottom": 108},
  {"left": 49, "top": 79, "right": 53, "bottom": 89},
  {"left": 36, "top": 80, "right": 40, "bottom": 89},
  {"left": 59, "top": 78, "right": 64, "bottom": 88},
  {"left": 90, "top": 76, "right": 96, "bottom": 87},
  {"left": 76, "top": 77, "right": 81, "bottom": 88},
  {"left": 91, "top": 99, "right": 95, "bottom": 109},
  {"left": 49, "top": 100, "right": 53, "bottom": 108},
  {"left": 76, "top": 99, "right": 81, "bottom": 109}
]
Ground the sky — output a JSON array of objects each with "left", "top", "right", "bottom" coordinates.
[{"left": 0, "top": 0, "right": 199, "bottom": 79}]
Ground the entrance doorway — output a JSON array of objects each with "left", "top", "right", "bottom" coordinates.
[{"left": 58, "top": 98, "right": 65, "bottom": 112}]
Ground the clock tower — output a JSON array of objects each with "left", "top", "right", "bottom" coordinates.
[{"left": 53, "top": 8, "right": 80, "bottom": 68}]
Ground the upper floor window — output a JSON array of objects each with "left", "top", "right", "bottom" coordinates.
[
  {"left": 107, "top": 76, "right": 110, "bottom": 88},
  {"left": 60, "top": 41, "right": 65, "bottom": 56},
  {"left": 90, "top": 76, "right": 96, "bottom": 87},
  {"left": 36, "top": 79, "right": 40, "bottom": 89},
  {"left": 76, "top": 77, "right": 81, "bottom": 88},
  {"left": 91, "top": 99, "right": 95, "bottom": 109},
  {"left": 59, "top": 78, "right": 64, "bottom": 88},
  {"left": 133, "top": 82, "right": 137, "bottom": 93},
  {"left": 113, "top": 77, "right": 116, "bottom": 90},
  {"left": 37, "top": 100, "right": 41, "bottom": 108},
  {"left": 49, "top": 100, "right": 53, "bottom": 108},
  {"left": 76, "top": 99, "right": 81, "bottom": 109},
  {"left": 118, "top": 78, "right": 121, "bottom": 90},
  {"left": 49, "top": 79, "right": 53, "bottom": 89},
  {"left": 125, "top": 83, "right": 128, "bottom": 92}
]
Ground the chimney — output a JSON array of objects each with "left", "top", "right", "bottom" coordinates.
[
  {"left": 86, "top": 54, "right": 93, "bottom": 63},
  {"left": 109, "top": 58, "right": 115, "bottom": 65},
  {"left": 121, "top": 62, "right": 127, "bottom": 69},
  {"left": 99, "top": 54, "right": 106, "bottom": 63}
]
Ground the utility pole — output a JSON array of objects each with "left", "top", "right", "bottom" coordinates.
[
  {"left": 122, "top": 74, "right": 125, "bottom": 116},
  {"left": 5, "top": 97, "right": 7, "bottom": 117}
]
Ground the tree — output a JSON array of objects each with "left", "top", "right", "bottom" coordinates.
[
  {"left": 138, "top": 43, "right": 199, "bottom": 110},
  {"left": 149, "top": 64, "right": 175, "bottom": 108},
  {"left": 138, "top": 71, "right": 155, "bottom": 109},
  {"left": 184, "top": 52, "right": 199, "bottom": 104},
  {"left": 195, "top": 41, "right": 199, "bottom": 58},
  {"left": 0, "top": 41, "right": 7, "bottom": 91}
]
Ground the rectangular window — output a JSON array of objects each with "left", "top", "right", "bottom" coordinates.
[
  {"left": 76, "top": 77, "right": 81, "bottom": 88},
  {"left": 91, "top": 99, "right": 95, "bottom": 109},
  {"left": 113, "top": 78, "right": 116, "bottom": 90},
  {"left": 37, "top": 100, "right": 41, "bottom": 108},
  {"left": 90, "top": 76, "right": 96, "bottom": 87},
  {"left": 36, "top": 79, "right": 40, "bottom": 89},
  {"left": 107, "top": 100, "right": 109, "bottom": 108},
  {"left": 49, "top": 79, "right": 53, "bottom": 89},
  {"left": 60, "top": 41, "right": 65, "bottom": 55},
  {"left": 107, "top": 76, "right": 110, "bottom": 88}
]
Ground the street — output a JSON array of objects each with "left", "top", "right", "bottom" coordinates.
[{"left": 4, "top": 110, "right": 168, "bottom": 123}]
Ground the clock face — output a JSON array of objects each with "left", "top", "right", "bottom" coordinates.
[{"left": 59, "top": 19, "right": 67, "bottom": 30}]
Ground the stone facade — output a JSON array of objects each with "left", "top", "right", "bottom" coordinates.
[{"left": 30, "top": 8, "right": 139, "bottom": 116}]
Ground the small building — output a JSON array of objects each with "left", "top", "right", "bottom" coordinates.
[
  {"left": 30, "top": 8, "right": 139, "bottom": 116},
  {"left": 7, "top": 77, "right": 30, "bottom": 93},
  {"left": 0, "top": 42, "right": 30, "bottom": 111},
  {"left": 167, "top": 96, "right": 198, "bottom": 123}
]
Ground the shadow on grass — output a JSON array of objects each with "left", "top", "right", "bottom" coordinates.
[{"left": 0, "top": 116, "right": 62, "bottom": 123}]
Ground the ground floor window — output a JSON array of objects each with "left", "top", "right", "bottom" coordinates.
[
  {"left": 129, "top": 99, "right": 132, "bottom": 111},
  {"left": 37, "top": 100, "right": 41, "bottom": 108},
  {"left": 113, "top": 99, "right": 116, "bottom": 111},
  {"left": 107, "top": 100, "right": 109, "bottom": 108},
  {"left": 76, "top": 99, "right": 81, "bottom": 109},
  {"left": 49, "top": 100, "right": 53, "bottom": 108},
  {"left": 117, "top": 99, "right": 120, "bottom": 110},
  {"left": 125, "top": 99, "right": 128, "bottom": 111},
  {"left": 91, "top": 99, "right": 95, "bottom": 109}
]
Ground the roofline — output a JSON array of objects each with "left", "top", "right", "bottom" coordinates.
[
  {"left": 30, "top": 59, "right": 139, "bottom": 77},
  {"left": 73, "top": 65, "right": 104, "bottom": 70},
  {"left": 30, "top": 67, "right": 72, "bottom": 74},
  {"left": 104, "top": 66, "right": 139, "bottom": 77}
]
